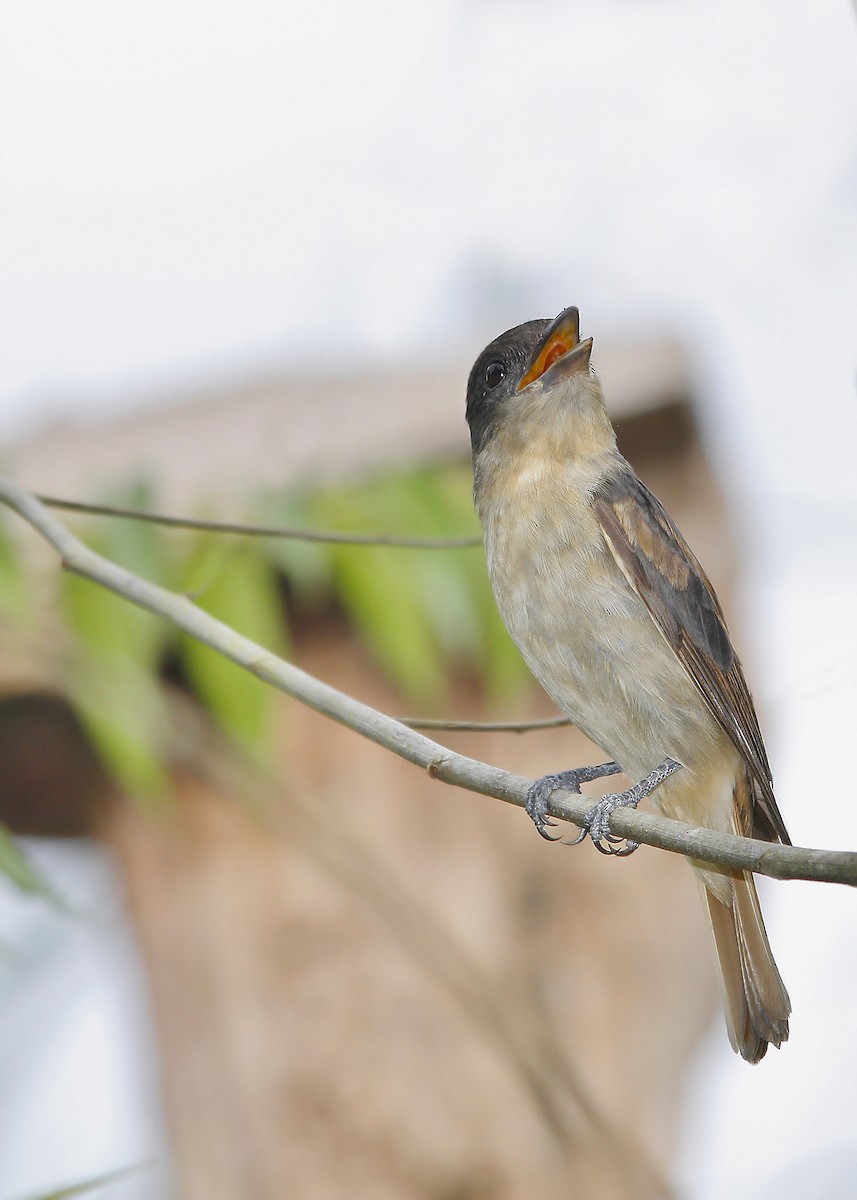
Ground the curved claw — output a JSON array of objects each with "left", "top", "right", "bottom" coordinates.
[
  {"left": 536, "top": 823, "right": 564, "bottom": 843},
  {"left": 525, "top": 795, "right": 565, "bottom": 842},
  {"left": 525, "top": 769, "right": 589, "bottom": 842},
  {"left": 592, "top": 833, "right": 639, "bottom": 856},
  {"left": 561, "top": 826, "right": 589, "bottom": 847},
  {"left": 582, "top": 787, "right": 646, "bottom": 855},
  {"left": 613, "top": 840, "right": 640, "bottom": 857}
]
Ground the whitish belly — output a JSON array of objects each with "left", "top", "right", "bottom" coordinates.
[{"left": 485, "top": 518, "right": 727, "bottom": 790}]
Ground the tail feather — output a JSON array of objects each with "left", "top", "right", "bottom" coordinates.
[
  {"left": 733, "top": 873, "right": 791, "bottom": 1045},
  {"left": 702, "top": 873, "right": 790, "bottom": 1063}
]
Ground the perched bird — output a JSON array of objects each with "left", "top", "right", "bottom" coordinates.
[{"left": 465, "top": 306, "right": 790, "bottom": 1062}]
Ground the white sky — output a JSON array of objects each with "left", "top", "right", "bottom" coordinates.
[
  {"left": 2, "top": 1, "right": 855, "bottom": 501},
  {"left": 1, "top": 2, "right": 856, "bottom": 1197}
]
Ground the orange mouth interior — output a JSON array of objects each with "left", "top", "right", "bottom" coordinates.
[{"left": 517, "top": 316, "right": 580, "bottom": 390}]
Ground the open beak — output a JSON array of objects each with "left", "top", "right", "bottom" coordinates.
[{"left": 517, "top": 306, "right": 593, "bottom": 392}]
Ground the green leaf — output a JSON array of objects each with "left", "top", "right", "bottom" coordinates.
[
  {"left": 253, "top": 490, "right": 334, "bottom": 607},
  {"left": 97, "top": 480, "right": 173, "bottom": 587},
  {"left": 179, "top": 539, "right": 287, "bottom": 755},
  {"left": 333, "top": 543, "right": 447, "bottom": 704},
  {"left": 0, "top": 822, "right": 61, "bottom": 904},
  {"left": 478, "top": 592, "right": 535, "bottom": 703},
  {"left": 380, "top": 470, "right": 483, "bottom": 661},
  {"left": 61, "top": 572, "right": 160, "bottom": 668},
  {"left": 416, "top": 466, "right": 533, "bottom": 701},
  {"left": 313, "top": 487, "right": 447, "bottom": 704},
  {"left": 60, "top": 479, "right": 174, "bottom": 671},
  {"left": 0, "top": 513, "right": 29, "bottom": 622},
  {"left": 69, "top": 664, "right": 170, "bottom": 806},
  {"left": 61, "top": 552, "right": 170, "bottom": 806}
]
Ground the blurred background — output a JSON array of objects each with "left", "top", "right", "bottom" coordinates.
[{"left": 0, "top": 1, "right": 856, "bottom": 1197}]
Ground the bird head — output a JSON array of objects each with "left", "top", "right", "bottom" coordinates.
[{"left": 465, "top": 307, "right": 596, "bottom": 457}]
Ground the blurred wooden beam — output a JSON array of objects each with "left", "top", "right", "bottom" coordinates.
[{"left": 4, "top": 341, "right": 689, "bottom": 509}]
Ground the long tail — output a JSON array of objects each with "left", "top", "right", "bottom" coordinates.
[{"left": 701, "top": 870, "right": 790, "bottom": 1063}]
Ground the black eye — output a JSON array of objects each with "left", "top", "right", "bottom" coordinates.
[{"left": 484, "top": 360, "right": 506, "bottom": 390}]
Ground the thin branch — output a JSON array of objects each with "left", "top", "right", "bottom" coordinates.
[
  {"left": 399, "top": 714, "right": 572, "bottom": 733},
  {"left": 1, "top": 476, "right": 853, "bottom": 887},
  {"left": 35, "top": 493, "right": 482, "bottom": 549}
]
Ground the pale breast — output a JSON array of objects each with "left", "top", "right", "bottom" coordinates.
[{"left": 478, "top": 462, "right": 726, "bottom": 785}]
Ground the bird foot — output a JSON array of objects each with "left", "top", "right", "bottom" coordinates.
[
  {"left": 524, "top": 762, "right": 622, "bottom": 841},
  {"left": 526, "top": 758, "right": 682, "bottom": 855},
  {"left": 584, "top": 790, "right": 645, "bottom": 856},
  {"left": 582, "top": 758, "right": 682, "bottom": 856}
]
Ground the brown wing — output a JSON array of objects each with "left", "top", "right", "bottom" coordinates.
[{"left": 593, "top": 466, "right": 790, "bottom": 846}]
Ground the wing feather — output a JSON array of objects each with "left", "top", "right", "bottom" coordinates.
[{"left": 593, "top": 467, "right": 789, "bottom": 846}]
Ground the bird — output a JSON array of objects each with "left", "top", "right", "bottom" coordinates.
[{"left": 465, "top": 305, "right": 790, "bottom": 1062}]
